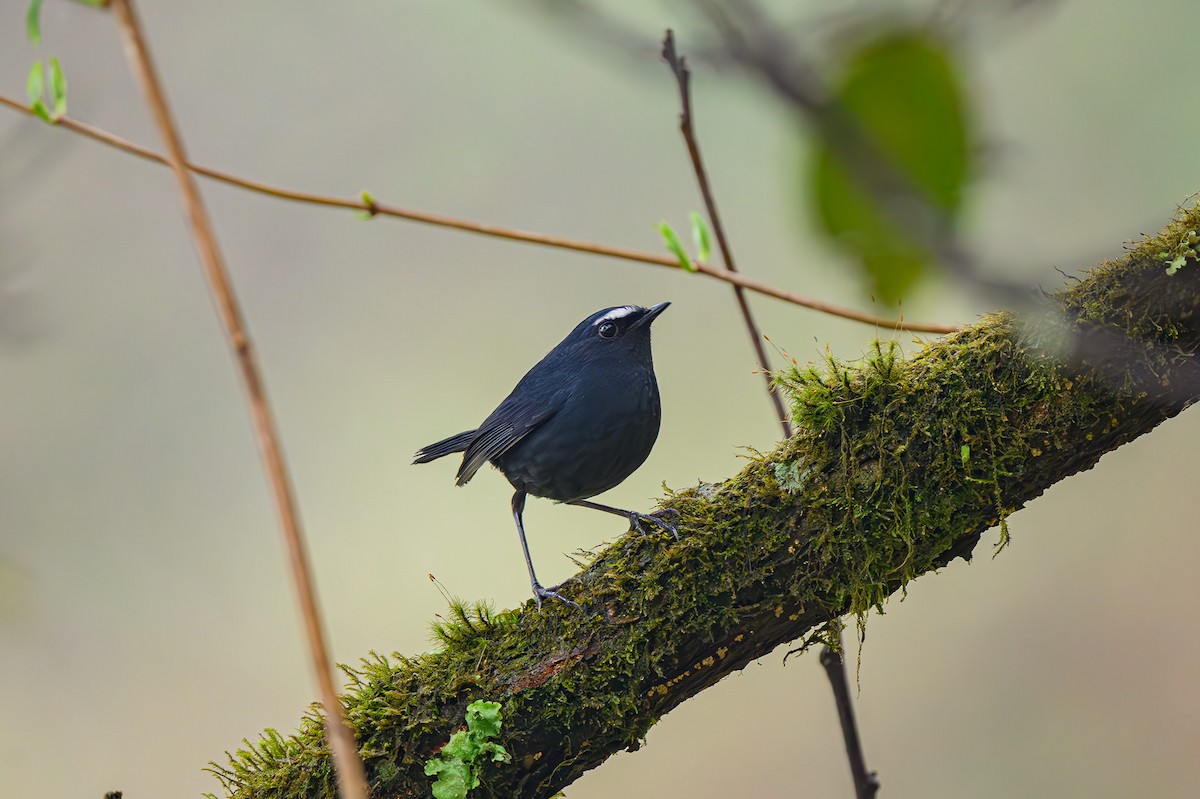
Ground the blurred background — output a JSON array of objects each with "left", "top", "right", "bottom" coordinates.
[{"left": 1, "top": 1, "right": 1198, "bottom": 797}]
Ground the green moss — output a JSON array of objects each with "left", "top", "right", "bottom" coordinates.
[{"left": 769, "top": 324, "right": 1035, "bottom": 626}]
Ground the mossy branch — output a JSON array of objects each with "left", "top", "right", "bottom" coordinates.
[{"left": 211, "top": 205, "right": 1200, "bottom": 799}]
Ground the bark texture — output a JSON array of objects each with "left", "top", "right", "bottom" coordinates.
[{"left": 211, "top": 207, "right": 1200, "bottom": 799}]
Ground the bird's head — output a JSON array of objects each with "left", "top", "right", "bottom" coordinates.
[{"left": 560, "top": 302, "right": 670, "bottom": 364}]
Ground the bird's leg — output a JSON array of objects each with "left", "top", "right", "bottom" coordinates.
[
  {"left": 567, "top": 498, "right": 680, "bottom": 540},
  {"left": 512, "top": 490, "right": 579, "bottom": 610}
]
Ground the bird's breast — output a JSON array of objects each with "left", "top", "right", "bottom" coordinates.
[{"left": 495, "top": 366, "right": 661, "bottom": 502}]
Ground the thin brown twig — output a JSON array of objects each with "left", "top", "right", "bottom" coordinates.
[
  {"left": 105, "top": 2, "right": 369, "bottom": 798},
  {"left": 662, "top": 30, "right": 795, "bottom": 439},
  {"left": 0, "top": 93, "right": 960, "bottom": 335},
  {"left": 674, "top": 16, "right": 881, "bottom": 792},
  {"left": 820, "top": 636, "right": 881, "bottom": 799}
]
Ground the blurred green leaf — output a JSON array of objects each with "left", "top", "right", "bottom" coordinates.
[
  {"left": 26, "top": 60, "right": 51, "bottom": 123},
  {"left": 809, "top": 30, "right": 972, "bottom": 304},
  {"left": 690, "top": 211, "right": 712, "bottom": 263},
  {"left": 48, "top": 56, "right": 66, "bottom": 119},
  {"left": 656, "top": 221, "right": 695, "bottom": 272},
  {"left": 26, "top": 60, "right": 44, "bottom": 103},
  {"left": 26, "top": 0, "right": 44, "bottom": 45}
]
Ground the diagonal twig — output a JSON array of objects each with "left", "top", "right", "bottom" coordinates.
[
  {"left": 662, "top": 29, "right": 795, "bottom": 439},
  {"left": 105, "top": 2, "right": 369, "bottom": 798},
  {"left": 0, "top": 93, "right": 960, "bottom": 335},
  {"left": 665, "top": 22, "right": 877, "bottom": 793},
  {"left": 821, "top": 638, "right": 881, "bottom": 799}
]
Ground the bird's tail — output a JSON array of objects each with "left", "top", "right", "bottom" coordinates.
[{"left": 413, "top": 430, "right": 476, "bottom": 464}]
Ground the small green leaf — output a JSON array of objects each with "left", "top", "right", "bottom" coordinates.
[
  {"left": 26, "top": 60, "right": 44, "bottom": 104},
  {"left": 690, "top": 211, "right": 712, "bottom": 263},
  {"left": 443, "top": 730, "right": 475, "bottom": 761},
  {"left": 424, "top": 700, "right": 510, "bottom": 798},
  {"left": 32, "top": 98, "right": 52, "bottom": 123},
  {"left": 960, "top": 444, "right": 970, "bottom": 465},
  {"left": 26, "top": 60, "right": 51, "bottom": 123},
  {"left": 465, "top": 701, "right": 502, "bottom": 739},
  {"left": 27, "top": 0, "right": 44, "bottom": 45},
  {"left": 656, "top": 221, "right": 694, "bottom": 272},
  {"left": 424, "top": 758, "right": 471, "bottom": 799},
  {"left": 355, "top": 189, "right": 377, "bottom": 220},
  {"left": 1167, "top": 255, "right": 1188, "bottom": 276},
  {"left": 48, "top": 56, "right": 66, "bottom": 119}
]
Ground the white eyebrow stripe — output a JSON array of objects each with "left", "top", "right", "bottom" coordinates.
[{"left": 592, "top": 306, "right": 640, "bottom": 326}]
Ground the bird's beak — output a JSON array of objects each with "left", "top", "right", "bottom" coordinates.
[{"left": 631, "top": 301, "right": 670, "bottom": 329}]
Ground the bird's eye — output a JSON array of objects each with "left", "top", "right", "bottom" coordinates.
[{"left": 598, "top": 322, "right": 618, "bottom": 339}]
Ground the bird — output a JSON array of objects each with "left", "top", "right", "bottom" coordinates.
[{"left": 413, "top": 302, "right": 677, "bottom": 608}]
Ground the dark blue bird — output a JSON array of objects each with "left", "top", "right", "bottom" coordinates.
[{"left": 414, "top": 302, "right": 676, "bottom": 608}]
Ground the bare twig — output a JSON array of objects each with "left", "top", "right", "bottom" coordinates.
[
  {"left": 663, "top": 33, "right": 879, "bottom": 796},
  {"left": 662, "top": 30, "right": 795, "bottom": 439},
  {"left": 105, "top": 2, "right": 369, "bottom": 798},
  {"left": 676, "top": 14, "right": 890, "bottom": 789},
  {"left": 820, "top": 637, "right": 881, "bottom": 799},
  {"left": 0, "top": 93, "right": 960, "bottom": 335}
]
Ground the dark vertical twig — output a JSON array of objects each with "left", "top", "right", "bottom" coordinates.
[
  {"left": 663, "top": 26, "right": 878, "bottom": 798},
  {"left": 661, "top": 30, "right": 795, "bottom": 440},
  {"left": 106, "top": 2, "right": 370, "bottom": 798},
  {"left": 821, "top": 637, "right": 881, "bottom": 799}
]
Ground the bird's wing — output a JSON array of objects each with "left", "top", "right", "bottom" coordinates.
[{"left": 454, "top": 388, "right": 564, "bottom": 486}]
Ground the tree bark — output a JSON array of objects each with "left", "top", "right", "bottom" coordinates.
[{"left": 210, "top": 206, "right": 1200, "bottom": 799}]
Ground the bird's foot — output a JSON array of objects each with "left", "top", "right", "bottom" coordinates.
[
  {"left": 628, "top": 508, "right": 680, "bottom": 541},
  {"left": 532, "top": 581, "right": 580, "bottom": 611}
]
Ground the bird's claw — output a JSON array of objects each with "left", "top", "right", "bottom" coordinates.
[
  {"left": 532, "top": 582, "right": 580, "bottom": 611},
  {"left": 628, "top": 510, "right": 680, "bottom": 541}
]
